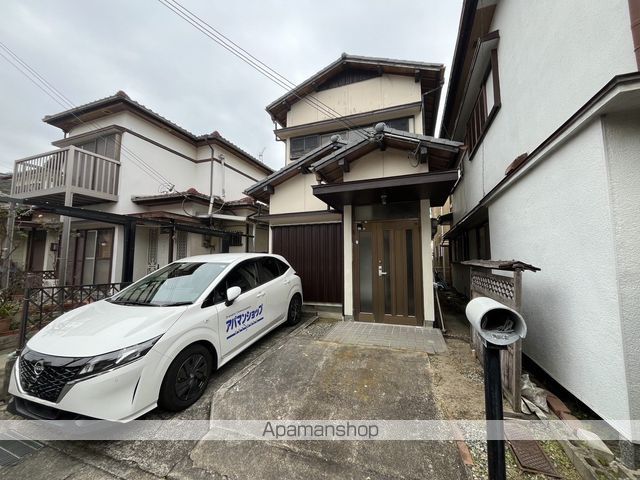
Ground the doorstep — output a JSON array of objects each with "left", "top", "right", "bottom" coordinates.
[{"left": 322, "top": 322, "right": 447, "bottom": 354}]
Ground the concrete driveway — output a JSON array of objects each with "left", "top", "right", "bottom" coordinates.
[{"left": 2, "top": 318, "right": 466, "bottom": 480}]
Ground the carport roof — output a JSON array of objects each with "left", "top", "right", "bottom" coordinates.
[{"left": 312, "top": 169, "right": 459, "bottom": 210}]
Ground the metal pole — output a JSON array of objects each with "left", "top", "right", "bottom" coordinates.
[
  {"left": 1, "top": 202, "right": 16, "bottom": 289},
  {"left": 484, "top": 345, "right": 506, "bottom": 480},
  {"left": 18, "top": 287, "right": 30, "bottom": 352}
]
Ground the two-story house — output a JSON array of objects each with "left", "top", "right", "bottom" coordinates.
[
  {"left": 8, "top": 91, "right": 272, "bottom": 285},
  {"left": 247, "top": 54, "right": 463, "bottom": 326},
  {"left": 441, "top": 0, "right": 640, "bottom": 466}
]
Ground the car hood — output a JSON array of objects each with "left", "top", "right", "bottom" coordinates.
[{"left": 27, "top": 300, "right": 188, "bottom": 357}]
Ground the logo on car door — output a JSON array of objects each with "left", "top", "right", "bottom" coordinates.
[{"left": 225, "top": 304, "right": 264, "bottom": 340}]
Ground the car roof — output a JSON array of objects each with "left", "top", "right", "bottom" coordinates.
[{"left": 176, "top": 253, "right": 277, "bottom": 264}]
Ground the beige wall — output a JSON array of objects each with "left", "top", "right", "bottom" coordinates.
[
  {"left": 269, "top": 174, "right": 326, "bottom": 215},
  {"left": 286, "top": 74, "right": 422, "bottom": 128},
  {"left": 344, "top": 148, "right": 428, "bottom": 183}
]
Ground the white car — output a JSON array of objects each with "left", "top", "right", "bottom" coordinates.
[{"left": 9, "top": 253, "right": 303, "bottom": 421}]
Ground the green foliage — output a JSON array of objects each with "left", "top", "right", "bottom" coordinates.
[{"left": 0, "top": 289, "right": 20, "bottom": 319}]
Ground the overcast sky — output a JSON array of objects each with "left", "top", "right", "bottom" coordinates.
[{"left": 0, "top": 0, "right": 462, "bottom": 174}]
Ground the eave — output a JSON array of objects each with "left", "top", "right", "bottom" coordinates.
[
  {"left": 265, "top": 53, "right": 444, "bottom": 135},
  {"left": 312, "top": 170, "right": 459, "bottom": 210}
]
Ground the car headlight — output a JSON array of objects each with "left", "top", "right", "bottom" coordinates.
[{"left": 77, "top": 335, "right": 162, "bottom": 379}]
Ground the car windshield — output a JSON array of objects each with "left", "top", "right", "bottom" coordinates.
[{"left": 109, "top": 262, "right": 228, "bottom": 306}]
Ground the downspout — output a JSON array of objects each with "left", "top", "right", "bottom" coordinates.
[
  {"left": 220, "top": 153, "right": 226, "bottom": 201},
  {"left": 207, "top": 143, "right": 215, "bottom": 216},
  {"left": 630, "top": 0, "right": 640, "bottom": 69}
]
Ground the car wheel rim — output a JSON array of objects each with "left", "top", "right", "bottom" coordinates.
[{"left": 175, "top": 353, "right": 208, "bottom": 402}]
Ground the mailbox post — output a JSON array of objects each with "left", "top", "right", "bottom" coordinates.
[
  {"left": 466, "top": 297, "right": 527, "bottom": 480},
  {"left": 484, "top": 343, "right": 507, "bottom": 480}
]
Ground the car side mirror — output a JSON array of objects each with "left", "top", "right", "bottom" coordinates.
[{"left": 225, "top": 286, "right": 242, "bottom": 306}]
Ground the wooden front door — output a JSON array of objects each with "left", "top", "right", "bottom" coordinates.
[{"left": 355, "top": 220, "right": 423, "bottom": 325}]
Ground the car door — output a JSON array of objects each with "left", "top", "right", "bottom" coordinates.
[
  {"left": 215, "top": 260, "right": 264, "bottom": 357},
  {"left": 256, "top": 257, "right": 290, "bottom": 328}
]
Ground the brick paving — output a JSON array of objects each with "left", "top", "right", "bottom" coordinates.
[{"left": 323, "top": 321, "right": 447, "bottom": 354}]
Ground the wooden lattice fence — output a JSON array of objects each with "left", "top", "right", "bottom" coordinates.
[{"left": 462, "top": 260, "right": 540, "bottom": 413}]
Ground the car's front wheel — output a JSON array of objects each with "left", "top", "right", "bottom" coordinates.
[
  {"left": 286, "top": 294, "right": 302, "bottom": 326},
  {"left": 159, "top": 344, "right": 213, "bottom": 411}
]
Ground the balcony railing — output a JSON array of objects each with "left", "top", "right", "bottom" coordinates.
[{"left": 12, "top": 146, "right": 120, "bottom": 204}]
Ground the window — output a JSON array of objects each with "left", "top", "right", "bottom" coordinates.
[
  {"left": 228, "top": 232, "right": 243, "bottom": 247},
  {"left": 385, "top": 117, "right": 410, "bottom": 131},
  {"left": 223, "top": 261, "right": 259, "bottom": 293},
  {"left": 289, "top": 117, "right": 412, "bottom": 159},
  {"left": 450, "top": 222, "right": 491, "bottom": 263},
  {"left": 176, "top": 231, "right": 188, "bottom": 259},
  {"left": 290, "top": 135, "right": 319, "bottom": 158},
  {"left": 257, "top": 257, "right": 287, "bottom": 284},
  {"left": 71, "top": 228, "right": 114, "bottom": 285},
  {"left": 465, "top": 49, "right": 501, "bottom": 158},
  {"left": 207, "top": 260, "right": 259, "bottom": 306},
  {"left": 109, "top": 262, "right": 227, "bottom": 306},
  {"left": 76, "top": 133, "right": 120, "bottom": 160}
]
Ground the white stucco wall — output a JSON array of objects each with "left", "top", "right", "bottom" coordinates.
[
  {"left": 454, "top": 0, "right": 637, "bottom": 219},
  {"left": 287, "top": 74, "right": 422, "bottom": 128},
  {"left": 420, "top": 199, "right": 435, "bottom": 326},
  {"left": 194, "top": 145, "right": 267, "bottom": 201},
  {"left": 66, "top": 111, "right": 268, "bottom": 215},
  {"left": 602, "top": 110, "right": 640, "bottom": 439},
  {"left": 487, "top": 119, "right": 631, "bottom": 437}
]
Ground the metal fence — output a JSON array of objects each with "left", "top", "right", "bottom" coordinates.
[{"left": 18, "top": 282, "right": 130, "bottom": 350}]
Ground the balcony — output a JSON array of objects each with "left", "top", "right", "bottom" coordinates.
[{"left": 12, "top": 146, "right": 120, "bottom": 206}]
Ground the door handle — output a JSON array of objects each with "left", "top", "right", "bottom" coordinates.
[
  {"left": 378, "top": 265, "right": 388, "bottom": 277},
  {"left": 256, "top": 292, "right": 266, "bottom": 298}
]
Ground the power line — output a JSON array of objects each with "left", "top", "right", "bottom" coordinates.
[
  {"left": 0, "top": 41, "right": 175, "bottom": 189},
  {"left": 157, "top": 0, "right": 372, "bottom": 141},
  {"left": 164, "top": 0, "right": 370, "bottom": 137}
]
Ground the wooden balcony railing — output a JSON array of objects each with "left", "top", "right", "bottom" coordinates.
[{"left": 12, "top": 146, "right": 120, "bottom": 203}]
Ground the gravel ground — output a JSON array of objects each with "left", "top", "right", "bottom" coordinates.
[
  {"left": 295, "top": 316, "right": 340, "bottom": 339},
  {"left": 431, "top": 293, "right": 581, "bottom": 480}
]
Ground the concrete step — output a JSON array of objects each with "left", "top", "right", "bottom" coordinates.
[{"left": 303, "top": 303, "right": 343, "bottom": 320}]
